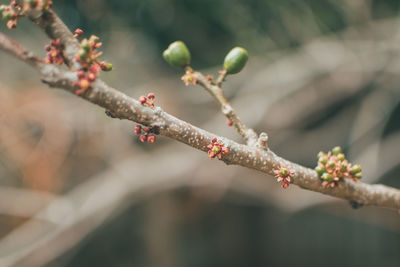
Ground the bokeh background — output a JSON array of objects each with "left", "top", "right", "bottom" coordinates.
[{"left": 0, "top": 0, "right": 400, "bottom": 266}]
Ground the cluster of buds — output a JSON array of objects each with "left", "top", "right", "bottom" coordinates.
[
  {"left": 274, "top": 165, "right": 293, "bottom": 189},
  {"left": 0, "top": 0, "right": 52, "bottom": 29},
  {"left": 72, "top": 29, "right": 112, "bottom": 95},
  {"left": 134, "top": 125, "right": 157, "bottom": 143},
  {"left": 44, "top": 39, "right": 64, "bottom": 65},
  {"left": 207, "top": 138, "right": 229, "bottom": 159},
  {"left": 0, "top": 1, "right": 21, "bottom": 29},
  {"left": 138, "top": 93, "right": 155, "bottom": 107},
  {"left": 315, "top": 146, "right": 362, "bottom": 188}
]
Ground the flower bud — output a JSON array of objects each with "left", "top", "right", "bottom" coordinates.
[
  {"left": 336, "top": 153, "right": 345, "bottom": 161},
  {"left": 340, "top": 162, "right": 348, "bottom": 172},
  {"left": 2, "top": 11, "right": 13, "bottom": 21},
  {"left": 223, "top": 47, "right": 248, "bottom": 74},
  {"left": 101, "top": 62, "right": 113, "bottom": 71},
  {"left": 350, "top": 164, "right": 362, "bottom": 174},
  {"left": 163, "top": 41, "right": 191, "bottom": 68},
  {"left": 280, "top": 168, "right": 289, "bottom": 177},
  {"left": 332, "top": 146, "right": 342, "bottom": 156},
  {"left": 319, "top": 156, "right": 328, "bottom": 164},
  {"left": 321, "top": 173, "right": 333, "bottom": 182},
  {"left": 139, "top": 135, "right": 147, "bottom": 142},
  {"left": 354, "top": 172, "right": 362, "bottom": 179},
  {"left": 147, "top": 135, "right": 156, "bottom": 143},
  {"left": 81, "top": 39, "right": 90, "bottom": 52},
  {"left": 78, "top": 48, "right": 88, "bottom": 61},
  {"left": 327, "top": 160, "right": 336, "bottom": 169},
  {"left": 315, "top": 166, "right": 325, "bottom": 176}
]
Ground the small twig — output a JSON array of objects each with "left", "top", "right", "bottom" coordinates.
[
  {"left": 216, "top": 69, "right": 227, "bottom": 86},
  {"left": 191, "top": 70, "right": 259, "bottom": 146}
]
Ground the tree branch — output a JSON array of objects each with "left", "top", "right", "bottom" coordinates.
[{"left": 0, "top": 9, "right": 399, "bottom": 211}]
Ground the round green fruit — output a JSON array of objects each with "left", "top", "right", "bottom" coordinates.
[
  {"left": 223, "top": 47, "right": 248, "bottom": 74},
  {"left": 163, "top": 41, "right": 191, "bottom": 68}
]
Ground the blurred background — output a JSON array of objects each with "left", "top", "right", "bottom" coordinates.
[{"left": 0, "top": 0, "right": 400, "bottom": 266}]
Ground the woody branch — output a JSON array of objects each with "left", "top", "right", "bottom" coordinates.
[{"left": 0, "top": 4, "right": 399, "bottom": 210}]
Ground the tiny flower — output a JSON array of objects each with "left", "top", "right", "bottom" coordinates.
[
  {"left": 207, "top": 138, "right": 229, "bottom": 159},
  {"left": 181, "top": 70, "right": 196, "bottom": 86},
  {"left": 227, "top": 119, "right": 233, "bottom": 126},
  {"left": 274, "top": 165, "right": 293, "bottom": 189}
]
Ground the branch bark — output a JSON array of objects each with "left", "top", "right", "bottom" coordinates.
[{"left": 0, "top": 8, "right": 399, "bottom": 211}]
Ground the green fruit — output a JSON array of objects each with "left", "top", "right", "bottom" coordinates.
[
  {"left": 163, "top": 41, "right": 191, "bottom": 68},
  {"left": 354, "top": 172, "right": 362, "bottom": 179},
  {"left": 223, "top": 47, "right": 248, "bottom": 74},
  {"left": 315, "top": 166, "right": 325, "bottom": 176},
  {"left": 332, "top": 146, "right": 342, "bottom": 156}
]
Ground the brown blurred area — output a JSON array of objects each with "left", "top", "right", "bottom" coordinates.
[{"left": 0, "top": 0, "right": 400, "bottom": 267}]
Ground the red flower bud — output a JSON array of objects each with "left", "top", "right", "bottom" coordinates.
[
  {"left": 139, "top": 135, "right": 147, "bottom": 142},
  {"left": 147, "top": 135, "right": 156, "bottom": 143},
  {"left": 139, "top": 96, "right": 147, "bottom": 104},
  {"left": 77, "top": 70, "right": 85, "bottom": 79},
  {"left": 147, "top": 93, "right": 155, "bottom": 99}
]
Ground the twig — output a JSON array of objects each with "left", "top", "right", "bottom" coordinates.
[
  {"left": 191, "top": 69, "right": 260, "bottom": 147},
  {"left": 0, "top": 11, "right": 399, "bottom": 210}
]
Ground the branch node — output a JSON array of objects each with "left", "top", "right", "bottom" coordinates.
[{"left": 257, "top": 132, "right": 269, "bottom": 149}]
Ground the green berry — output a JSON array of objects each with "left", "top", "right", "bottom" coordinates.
[
  {"left": 332, "top": 146, "right": 342, "bottom": 156},
  {"left": 315, "top": 166, "right": 325, "bottom": 176},
  {"left": 162, "top": 41, "right": 191, "bottom": 68},
  {"left": 321, "top": 173, "right": 333, "bottom": 182},
  {"left": 223, "top": 47, "right": 248, "bottom": 74},
  {"left": 350, "top": 164, "right": 362, "bottom": 174}
]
